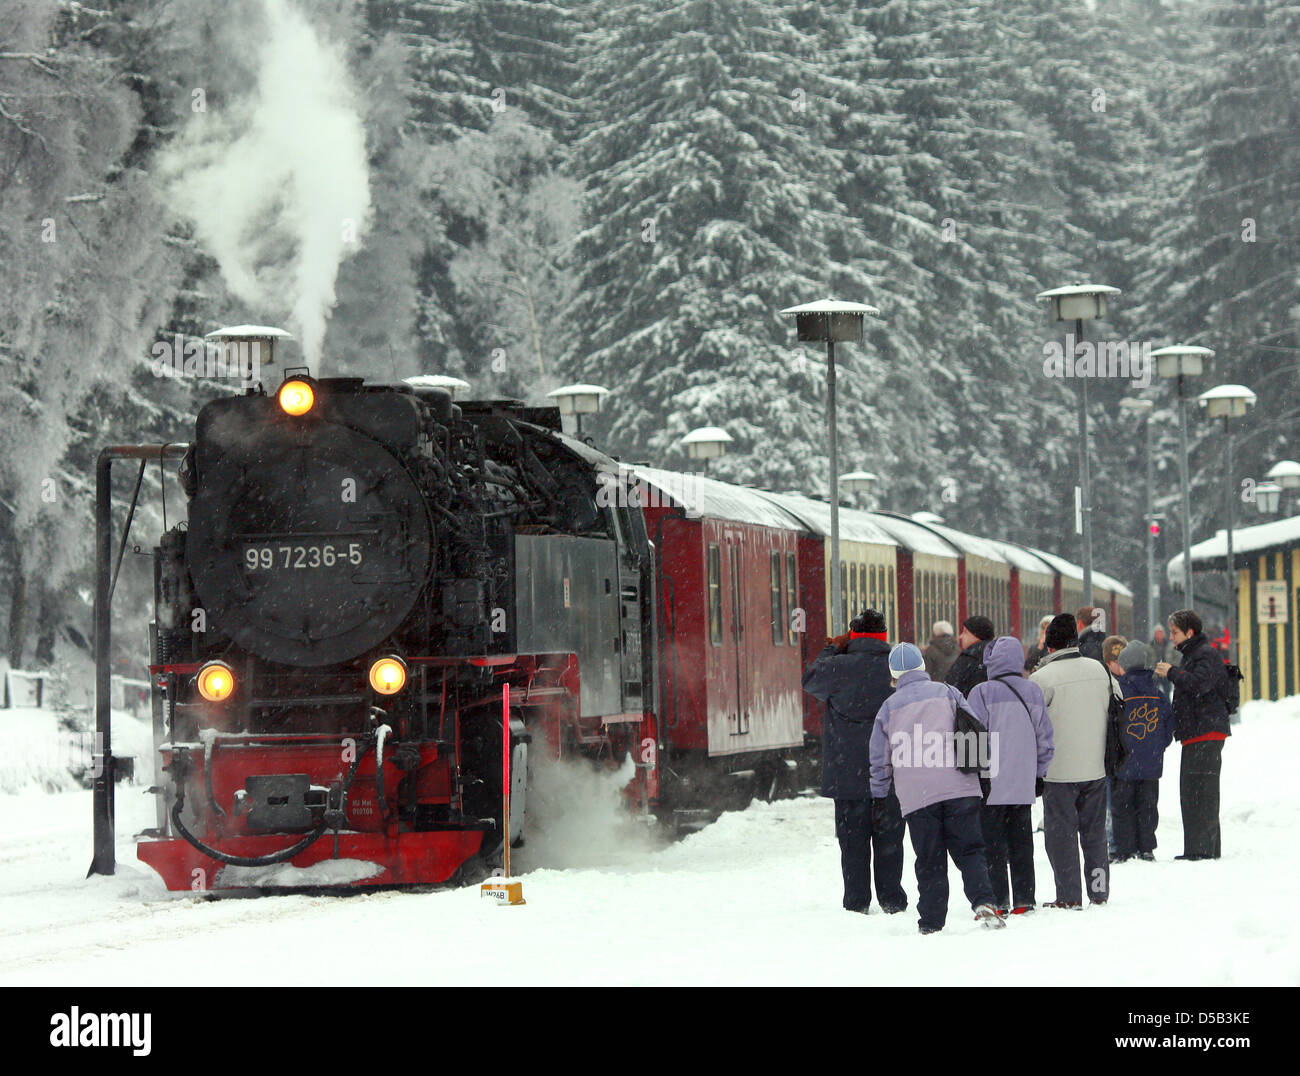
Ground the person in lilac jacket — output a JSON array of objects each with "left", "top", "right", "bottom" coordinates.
[
  {"left": 966, "top": 636, "right": 1055, "bottom": 915},
  {"left": 869, "top": 643, "right": 1005, "bottom": 934}
]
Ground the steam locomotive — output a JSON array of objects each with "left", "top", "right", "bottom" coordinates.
[
  {"left": 122, "top": 326, "right": 1131, "bottom": 891},
  {"left": 135, "top": 328, "right": 655, "bottom": 889}
]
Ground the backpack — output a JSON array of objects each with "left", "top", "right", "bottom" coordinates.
[
  {"left": 1104, "top": 681, "right": 1128, "bottom": 778},
  {"left": 1221, "top": 663, "right": 1244, "bottom": 714},
  {"left": 1047, "top": 652, "right": 1128, "bottom": 777},
  {"left": 950, "top": 698, "right": 989, "bottom": 775}
]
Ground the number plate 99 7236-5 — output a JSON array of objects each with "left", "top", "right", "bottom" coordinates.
[{"left": 243, "top": 543, "right": 364, "bottom": 571}]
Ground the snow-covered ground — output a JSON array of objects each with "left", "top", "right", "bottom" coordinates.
[{"left": 1, "top": 697, "right": 1297, "bottom": 986}]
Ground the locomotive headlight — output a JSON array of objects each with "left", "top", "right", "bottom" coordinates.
[
  {"left": 368, "top": 655, "right": 408, "bottom": 695},
  {"left": 278, "top": 378, "right": 315, "bottom": 416},
  {"left": 196, "top": 661, "right": 236, "bottom": 703}
]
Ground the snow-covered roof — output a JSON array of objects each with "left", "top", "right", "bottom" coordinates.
[
  {"left": 1168, "top": 513, "right": 1300, "bottom": 580},
  {"left": 546, "top": 384, "right": 609, "bottom": 397},
  {"left": 754, "top": 491, "right": 897, "bottom": 546},
  {"left": 405, "top": 374, "right": 469, "bottom": 392},
  {"left": 865, "top": 513, "right": 960, "bottom": 559},
  {"left": 985, "top": 539, "right": 1059, "bottom": 577},
  {"left": 909, "top": 519, "right": 1011, "bottom": 566},
  {"left": 1023, "top": 546, "right": 1132, "bottom": 597},
  {"left": 1024, "top": 547, "right": 1084, "bottom": 582},
  {"left": 629, "top": 466, "right": 804, "bottom": 531},
  {"left": 1093, "top": 570, "right": 1133, "bottom": 599}
]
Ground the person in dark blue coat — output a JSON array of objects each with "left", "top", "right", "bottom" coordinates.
[
  {"left": 801, "top": 609, "right": 907, "bottom": 914},
  {"left": 1112, "top": 641, "right": 1174, "bottom": 861}
]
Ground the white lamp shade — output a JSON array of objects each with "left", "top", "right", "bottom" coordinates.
[
  {"left": 1266, "top": 460, "right": 1300, "bottom": 490},
  {"left": 1035, "top": 284, "right": 1121, "bottom": 322},
  {"left": 1152, "top": 345, "right": 1213, "bottom": 379},
  {"left": 839, "top": 470, "right": 878, "bottom": 493},
  {"left": 1198, "top": 383, "right": 1256, "bottom": 418},
  {"left": 1255, "top": 482, "right": 1283, "bottom": 514},
  {"left": 546, "top": 383, "right": 609, "bottom": 415},
  {"left": 405, "top": 374, "right": 471, "bottom": 398},
  {"left": 682, "top": 426, "right": 733, "bottom": 460}
]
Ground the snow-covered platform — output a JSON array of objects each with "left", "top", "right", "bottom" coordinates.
[{"left": 0, "top": 699, "right": 1296, "bottom": 986}]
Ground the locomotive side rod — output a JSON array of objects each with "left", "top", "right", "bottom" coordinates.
[{"left": 89, "top": 444, "right": 189, "bottom": 878}]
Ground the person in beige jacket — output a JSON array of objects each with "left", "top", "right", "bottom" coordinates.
[{"left": 1030, "top": 613, "right": 1123, "bottom": 908}]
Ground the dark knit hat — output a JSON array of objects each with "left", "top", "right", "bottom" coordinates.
[
  {"left": 963, "top": 615, "right": 995, "bottom": 642},
  {"left": 1045, "top": 612, "right": 1078, "bottom": 650},
  {"left": 851, "top": 609, "right": 887, "bottom": 634}
]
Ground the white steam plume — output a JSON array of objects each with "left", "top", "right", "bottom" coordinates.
[{"left": 162, "top": 0, "right": 371, "bottom": 370}]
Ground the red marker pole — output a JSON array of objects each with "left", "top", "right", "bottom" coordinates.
[{"left": 502, "top": 681, "right": 510, "bottom": 880}]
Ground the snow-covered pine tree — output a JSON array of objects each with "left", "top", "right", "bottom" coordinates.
[{"left": 561, "top": 0, "right": 885, "bottom": 492}]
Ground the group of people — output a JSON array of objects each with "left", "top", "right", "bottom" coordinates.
[{"left": 802, "top": 605, "right": 1233, "bottom": 935}]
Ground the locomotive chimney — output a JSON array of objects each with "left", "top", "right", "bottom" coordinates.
[{"left": 204, "top": 325, "right": 294, "bottom": 386}]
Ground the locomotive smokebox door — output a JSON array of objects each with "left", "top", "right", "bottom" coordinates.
[{"left": 244, "top": 774, "right": 314, "bottom": 832}]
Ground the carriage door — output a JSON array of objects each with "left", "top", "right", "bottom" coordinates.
[
  {"left": 613, "top": 500, "right": 644, "bottom": 716},
  {"left": 727, "top": 539, "right": 750, "bottom": 736}
]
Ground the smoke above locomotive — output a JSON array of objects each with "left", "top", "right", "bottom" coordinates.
[{"left": 160, "top": 0, "right": 371, "bottom": 370}]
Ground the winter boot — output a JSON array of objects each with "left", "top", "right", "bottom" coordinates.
[{"left": 973, "top": 904, "right": 1006, "bottom": 929}]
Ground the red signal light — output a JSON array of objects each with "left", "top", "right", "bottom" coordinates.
[{"left": 1149, "top": 521, "right": 1161, "bottom": 537}]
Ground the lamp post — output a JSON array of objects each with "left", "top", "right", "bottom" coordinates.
[
  {"left": 781, "top": 298, "right": 880, "bottom": 635},
  {"left": 1153, "top": 345, "right": 1213, "bottom": 607},
  {"left": 404, "top": 374, "right": 472, "bottom": 399},
  {"left": 681, "top": 426, "right": 734, "bottom": 473},
  {"left": 840, "top": 470, "right": 878, "bottom": 508},
  {"left": 1120, "top": 396, "right": 1156, "bottom": 639},
  {"left": 546, "top": 383, "right": 609, "bottom": 438},
  {"left": 1266, "top": 460, "right": 1300, "bottom": 515},
  {"left": 1198, "top": 383, "right": 1257, "bottom": 664},
  {"left": 1035, "top": 284, "right": 1121, "bottom": 604}
]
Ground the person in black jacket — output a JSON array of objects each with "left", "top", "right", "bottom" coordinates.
[
  {"left": 802, "top": 609, "right": 907, "bottom": 914},
  {"left": 1076, "top": 606, "right": 1106, "bottom": 664},
  {"left": 945, "top": 615, "right": 994, "bottom": 696},
  {"left": 1154, "top": 608, "right": 1230, "bottom": 860}
]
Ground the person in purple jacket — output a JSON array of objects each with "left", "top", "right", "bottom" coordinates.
[
  {"left": 869, "top": 643, "right": 1006, "bottom": 934},
  {"left": 1113, "top": 640, "right": 1174, "bottom": 861},
  {"left": 966, "top": 636, "right": 1055, "bottom": 915}
]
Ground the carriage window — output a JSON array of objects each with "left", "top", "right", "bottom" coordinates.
[
  {"left": 887, "top": 566, "right": 895, "bottom": 637},
  {"left": 841, "top": 561, "right": 848, "bottom": 629},
  {"left": 770, "top": 552, "right": 782, "bottom": 645},
  {"left": 849, "top": 563, "right": 857, "bottom": 622},
  {"left": 708, "top": 544, "right": 722, "bottom": 646},
  {"left": 786, "top": 552, "right": 798, "bottom": 646}
]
